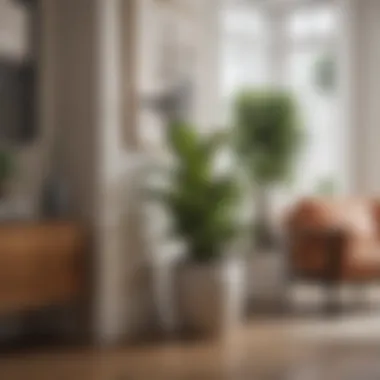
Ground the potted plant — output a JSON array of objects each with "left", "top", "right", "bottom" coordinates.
[
  {"left": 234, "top": 89, "right": 303, "bottom": 252},
  {"left": 156, "top": 120, "right": 244, "bottom": 336}
]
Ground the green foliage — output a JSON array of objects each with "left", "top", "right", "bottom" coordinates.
[
  {"left": 159, "top": 121, "right": 240, "bottom": 263},
  {"left": 234, "top": 89, "right": 303, "bottom": 185},
  {"left": 0, "top": 150, "right": 13, "bottom": 183}
]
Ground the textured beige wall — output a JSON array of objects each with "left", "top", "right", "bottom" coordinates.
[{"left": 52, "top": 0, "right": 97, "bottom": 223}]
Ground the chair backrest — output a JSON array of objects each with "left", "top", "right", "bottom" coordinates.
[{"left": 286, "top": 198, "right": 377, "bottom": 238}]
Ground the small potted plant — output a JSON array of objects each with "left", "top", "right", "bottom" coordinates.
[{"left": 156, "top": 121, "right": 244, "bottom": 336}]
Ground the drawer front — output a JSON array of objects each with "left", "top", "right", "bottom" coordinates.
[{"left": 0, "top": 223, "right": 86, "bottom": 313}]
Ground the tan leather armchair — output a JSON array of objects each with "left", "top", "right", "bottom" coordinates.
[{"left": 285, "top": 198, "right": 380, "bottom": 310}]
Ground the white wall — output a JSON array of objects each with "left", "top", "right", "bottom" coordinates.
[{"left": 344, "top": 0, "right": 380, "bottom": 195}]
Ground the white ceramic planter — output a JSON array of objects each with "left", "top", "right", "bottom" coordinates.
[{"left": 176, "top": 258, "right": 245, "bottom": 336}]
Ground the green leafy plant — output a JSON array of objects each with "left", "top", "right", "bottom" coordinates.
[
  {"left": 157, "top": 121, "right": 240, "bottom": 263},
  {"left": 234, "top": 89, "right": 303, "bottom": 249},
  {"left": 234, "top": 89, "right": 302, "bottom": 184}
]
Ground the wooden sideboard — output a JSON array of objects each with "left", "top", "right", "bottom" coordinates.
[{"left": 0, "top": 221, "right": 87, "bottom": 315}]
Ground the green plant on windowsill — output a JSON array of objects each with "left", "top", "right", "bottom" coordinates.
[{"left": 234, "top": 88, "right": 304, "bottom": 250}]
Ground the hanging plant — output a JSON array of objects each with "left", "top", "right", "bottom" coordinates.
[{"left": 314, "top": 53, "right": 337, "bottom": 94}]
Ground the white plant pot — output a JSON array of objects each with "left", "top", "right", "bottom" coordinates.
[{"left": 176, "top": 258, "right": 245, "bottom": 336}]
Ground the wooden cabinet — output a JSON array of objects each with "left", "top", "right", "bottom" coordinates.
[{"left": 0, "top": 222, "right": 87, "bottom": 315}]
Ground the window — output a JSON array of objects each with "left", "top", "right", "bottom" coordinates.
[
  {"left": 220, "top": 5, "right": 270, "bottom": 122},
  {"left": 287, "top": 5, "right": 337, "bottom": 41},
  {"left": 220, "top": 0, "right": 343, "bottom": 196}
]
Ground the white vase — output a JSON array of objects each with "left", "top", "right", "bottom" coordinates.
[{"left": 176, "top": 257, "right": 245, "bottom": 336}]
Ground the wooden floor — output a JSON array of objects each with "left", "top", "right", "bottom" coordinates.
[{"left": 0, "top": 317, "right": 380, "bottom": 380}]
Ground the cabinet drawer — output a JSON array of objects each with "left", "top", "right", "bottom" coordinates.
[{"left": 0, "top": 222, "right": 86, "bottom": 314}]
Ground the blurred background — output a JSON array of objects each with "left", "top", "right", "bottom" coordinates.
[{"left": 0, "top": 0, "right": 380, "bottom": 379}]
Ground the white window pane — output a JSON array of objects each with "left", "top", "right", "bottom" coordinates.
[
  {"left": 220, "top": 5, "right": 269, "bottom": 123},
  {"left": 221, "top": 37, "right": 269, "bottom": 96},
  {"left": 286, "top": 48, "right": 341, "bottom": 194},
  {"left": 287, "top": 5, "right": 336, "bottom": 41},
  {"left": 222, "top": 7, "right": 265, "bottom": 37},
  {"left": 220, "top": 39, "right": 269, "bottom": 123}
]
